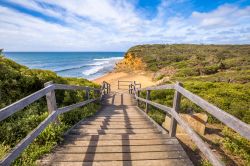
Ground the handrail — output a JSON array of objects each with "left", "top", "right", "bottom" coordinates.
[
  {"left": 0, "top": 85, "right": 55, "bottom": 122},
  {"left": 130, "top": 81, "right": 250, "bottom": 166},
  {"left": 174, "top": 85, "right": 250, "bottom": 140},
  {"left": 0, "top": 82, "right": 103, "bottom": 166}
]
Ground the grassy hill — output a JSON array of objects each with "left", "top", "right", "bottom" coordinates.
[
  {"left": 125, "top": 44, "right": 250, "bottom": 83},
  {"left": 0, "top": 54, "right": 100, "bottom": 165},
  {"left": 121, "top": 44, "right": 250, "bottom": 165}
]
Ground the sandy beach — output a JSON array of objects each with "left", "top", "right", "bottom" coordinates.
[{"left": 93, "top": 71, "right": 156, "bottom": 92}]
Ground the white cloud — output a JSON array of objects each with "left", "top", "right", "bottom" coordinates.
[{"left": 0, "top": 1, "right": 249, "bottom": 51}]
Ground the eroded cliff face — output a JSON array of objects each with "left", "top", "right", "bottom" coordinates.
[{"left": 114, "top": 52, "right": 146, "bottom": 72}]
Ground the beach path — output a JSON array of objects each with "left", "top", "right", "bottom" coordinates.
[
  {"left": 39, "top": 91, "right": 193, "bottom": 166},
  {"left": 93, "top": 71, "right": 156, "bottom": 92}
]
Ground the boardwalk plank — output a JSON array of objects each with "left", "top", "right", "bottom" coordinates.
[
  {"left": 42, "top": 159, "right": 193, "bottom": 166},
  {"left": 39, "top": 93, "right": 192, "bottom": 166},
  {"left": 52, "top": 151, "right": 189, "bottom": 162}
]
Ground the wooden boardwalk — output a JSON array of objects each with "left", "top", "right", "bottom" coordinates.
[
  {"left": 40, "top": 92, "right": 193, "bottom": 166},
  {"left": 1, "top": 81, "right": 249, "bottom": 166}
]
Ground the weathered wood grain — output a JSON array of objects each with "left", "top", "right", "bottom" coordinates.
[
  {"left": 169, "top": 82, "right": 182, "bottom": 137},
  {"left": 40, "top": 93, "right": 192, "bottom": 166},
  {"left": 145, "top": 90, "right": 150, "bottom": 113},
  {"left": 55, "top": 144, "right": 184, "bottom": 153},
  {"left": 52, "top": 151, "right": 189, "bottom": 162},
  {"left": 41, "top": 159, "right": 193, "bottom": 166},
  {"left": 44, "top": 82, "right": 57, "bottom": 114}
]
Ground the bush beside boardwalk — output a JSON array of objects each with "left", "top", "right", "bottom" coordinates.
[
  {"left": 0, "top": 55, "right": 100, "bottom": 165},
  {"left": 121, "top": 44, "right": 250, "bottom": 165}
]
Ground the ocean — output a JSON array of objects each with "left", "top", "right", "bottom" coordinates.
[{"left": 3, "top": 52, "right": 124, "bottom": 80}]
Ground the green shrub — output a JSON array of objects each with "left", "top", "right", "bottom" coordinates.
[
  {"left": 203, "top": 65, "right": 219, "bottom": 75},
  {"left": 222, "top": 127, "right": 250, "bottom": 165}
]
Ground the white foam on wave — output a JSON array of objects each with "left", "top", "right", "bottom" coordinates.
[
  {"left": 93, "top": 57, "right": 123, "bottom": 61},
  {"left": 90, "top": 61, "right": 109, "bottom": 66},
  {"left": 82, "top": 56, "right": 123, "bottom": 77},
  {"left": 83, "top": 66, "right": 104, "bottom": 76}
]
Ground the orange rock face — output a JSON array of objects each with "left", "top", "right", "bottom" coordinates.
[{"left": 115, "top": 53, "right": 146, "bottom": 72}]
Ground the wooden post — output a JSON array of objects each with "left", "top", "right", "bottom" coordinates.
[
  {"left": 169, "top": 82, "right": 183, "bottom": 137},
  {"left": 44, "top": 81, "right": 58, "bottom": 123},
  {"left": 106, "top": 83, "right": 108, "bottom": 94},
  {"left": 103, "top": 82, "right": 106, "bottom": 95},
  {"left": 137, "top": 90, "right": 140, "bottom": 106},
  {"left": 85, "top": 88, "right": 90, "bottom": 100},
  {"left": 145, "top": 90, "right": 150, "bottom": 113},
  {"left": 102, "top": 81, "right": 105, "bottom": 95}
]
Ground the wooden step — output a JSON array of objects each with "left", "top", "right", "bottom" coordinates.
[
  {"left": 87, "top": 117, "right": 148, "bottom": 121},
  {"left": 75, "top": 124, "right": 153, "bottom": 129},
  {"left": 63, "top": 138, "right": 179, "bottom": 146},
  {"left": 64, "top": 134, "right": 170, "bottom": 141},
  {"left": 97, "top": 113, "right": 140, "bottom": 115},
  {"left": 55, "top": 144, "right": 183, "bottom": 153},
  {"left": 70, "top": 129, "right": 159, "bottom": 134},
  {"left": 44, "top": 159, "right": 193, "bottom": 166},
  {"left": 52, "top": 151, "right": 188, "bottom": 162},
  {"left": 81, "top": 121, "right": 152, "bottom": 125}
]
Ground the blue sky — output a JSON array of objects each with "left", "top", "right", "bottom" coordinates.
[{"left": 0, "top": 0, "right": 250, "bottom": 51}]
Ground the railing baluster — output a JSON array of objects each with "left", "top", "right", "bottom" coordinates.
[
  {"left": 169, "top": 82, "right": 182, "bottom": 137},
  {"left": 44, "top": 81, "right": 58, "bottom": 123},
  {"left": 145, "top": 90, "right": 150, "bottom": 113},
  {"left": 85, "top": 87, "right": 90, "bottom": 100},
  {"left": 137, "top": 90, "right": 140, "bottom": 106}
]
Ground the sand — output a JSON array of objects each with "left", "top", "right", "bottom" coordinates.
[{"left": 93, "top": 71, "right": 156, "bottom": 92}]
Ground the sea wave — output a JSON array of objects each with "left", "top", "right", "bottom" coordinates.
[
  {"left": 55, "top": 61, "right": 108, "bottom": 72},
  {"left": 55, "top": 56, "right": 122, "bottom": 72},
  {"left": 83, "top": 66, "right": 104, "bottom": 76}
]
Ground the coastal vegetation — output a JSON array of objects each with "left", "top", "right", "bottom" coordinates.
[
  {"left": 0, "top": 55, "right": 100, "bottom": 165},
  {"left": 120, "top": 44, "right": 250, "bottom": 165}
]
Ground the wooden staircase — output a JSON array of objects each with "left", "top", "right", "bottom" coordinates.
[{"left": 39, "top": 93, "right": 193, "bottom": 166}]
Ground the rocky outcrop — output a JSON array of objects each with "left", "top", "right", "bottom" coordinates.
[{"left": 114, "top": 52, "right": 146, "bottom": 72}]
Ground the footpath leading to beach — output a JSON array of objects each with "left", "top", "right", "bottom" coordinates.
[{"left": 93, "top": 71, "right": 156, "bottom": 91}]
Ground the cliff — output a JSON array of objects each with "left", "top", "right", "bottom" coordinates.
[{"left": 121, "top": 44, "right": 250, "bottom": 83}]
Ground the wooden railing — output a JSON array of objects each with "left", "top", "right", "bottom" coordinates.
[
  {"left": 118, "top": 80, "right": 141, "bottom": 90},
  {"left": 130, "top": 82, "right": 250, "bottom": 166},
  {"left": 102, "top": 81, "right": 111, "bottom": 94},
  {"left": 0, "top": 81, "right": 110, "bottom": 166}
]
